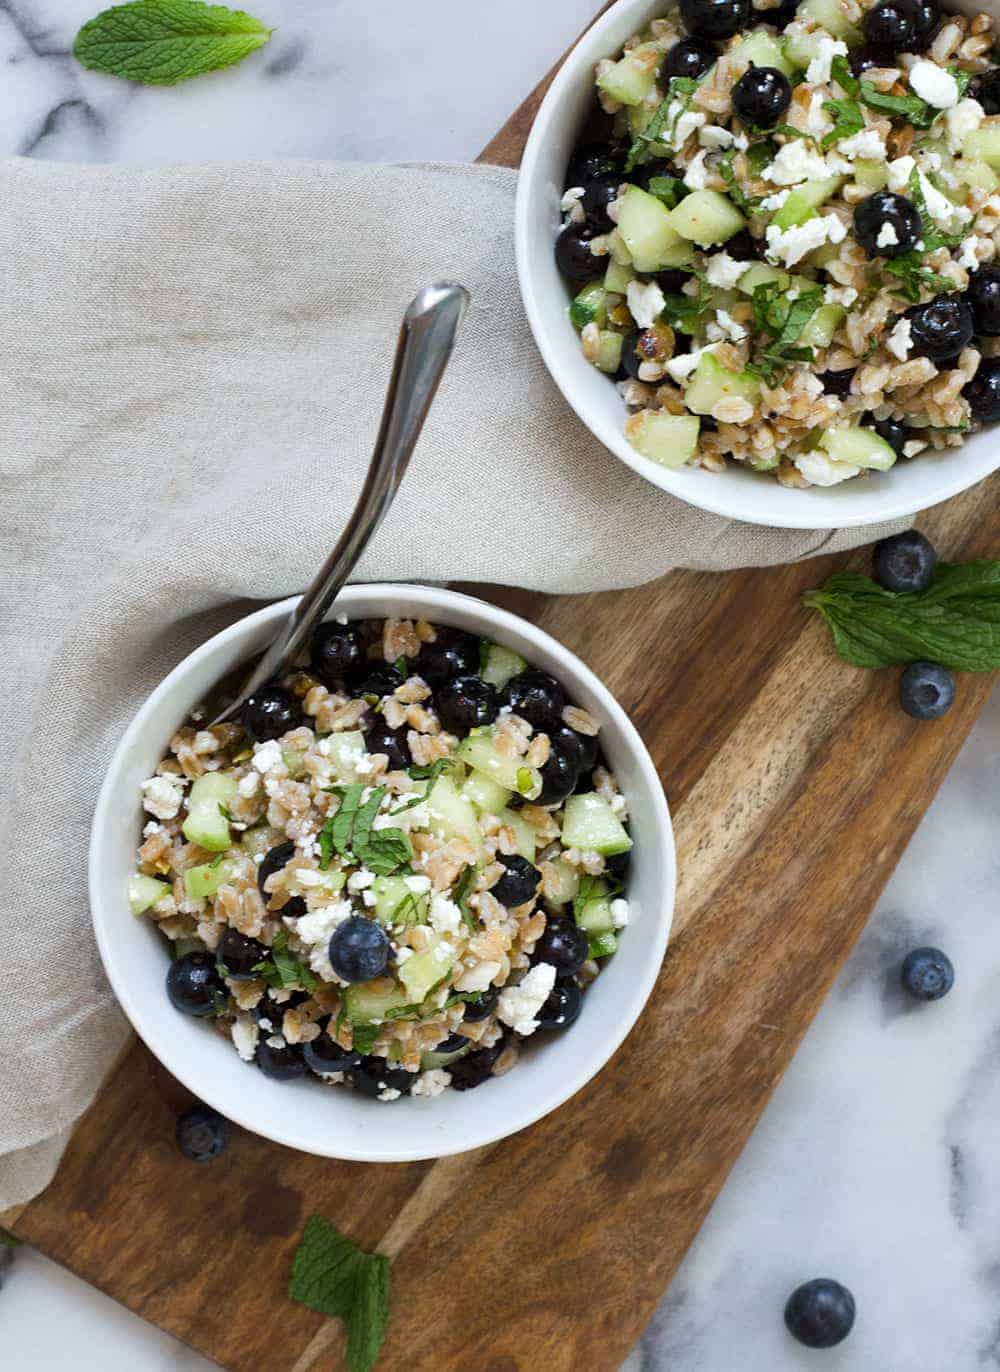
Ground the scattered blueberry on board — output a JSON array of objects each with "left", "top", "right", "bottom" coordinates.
[
  {"left": 176, "top": 1104, "right": 230, "bottom": 1161},
  {"left": 873, "top": 530, "right": 937, "bottom": 594},
  {"left": 784, "top": 1278, "right": 856, "bottom": 1348},
  {"left": 899, "top": 661, "right": 956, "bottom": 719},
  {"left": 901, "top": 946, "right": 955, "bottom": 1000}
]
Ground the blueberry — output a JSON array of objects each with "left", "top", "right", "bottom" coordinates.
[
  {"left": 619, "top": 329, "right": 644, "bottom": 381},
  {"left": 581, "top": 173, "right": 622, "bottom": 231},
  {"left": 460, "top": 987, "right": 498, "bottom": 1022},
  {"left": 654, "top": 267, "right": 692, "bottom": 294},
  {"left": 901, "top": 945, "right": 954, "bottom": 999},
  {"left": 963, "top": 356, "right": 1000, "bottom": 422},
  {"left": 732, "top": 65, "right": 792, "bottom": 128},
  {"left": 217, "top": 928, "right": 268, "bottom": 982},
  {"left": 679, "top": 0, "right": 751, "bottom": 41},
  {"left": 764, "top": 0, "right": 800, "bottom": 27},
  {"left": 536, "top": 981, "right": 583, "bottom": 1030},
  {"left": 784, "top": 1278, "right": 856, "bottom": 1348},
  {"left": 661, "top": 36, "right": 717, "bottom": 80},
  {"left": 715, "top": 228, "right": 759, "bottom": 261},
  {"left": 449, "top": 1040, "right": 504, "bottom": 1091},
  {"left": 899, "top": 661, "right": 955, "bottom": 719},
  {"left": 550, "top": 724, "right": 599, "bottom": 777},
  {"left": 907, "top": 294, "right": 974, "bottom": 361},
  {"left": 490, "top": 854, "right": 541, "bottom": 908},
  {"left": 605, "top": 846, "right": 632, "bottom": 882},
  {"left": 357, "top": 664, "right": 405, "bottom": 698},
  {"left": 973, "top": 69, "right": 1000, "bottom": 116},
  {"left": 436, "top": 675, "right": 498, "bottom": 735},
  {"left": 555, "top": 225, "right": 599, "bottom": 284},
  {"left": 256, "top": 1039, "right": 307, "bottom": 1081},
  {"left": 241, "top": 685, "right": 301, "bottom": 742},
  {"left": 853, "top": 191, "right": 921, "bottom": 259},
  {"left": 820, "top": 368, "right": 855, "bottom": 398},
  {"left": 849, "top": 45, "right": 892, "bottom": 78},
  {"left": 873, "top": 529, "right": 937, "bottom": 592},
  {"left": 534, "top": 919, "right": 589, "bottom": 977},
  {"left": 967, "top": 264, "right": 1000, "bottom": 336},
  {"left": 166, "top": 952, "right": 224, "bottom": 1017},
  {"left": 252, "top": 992, "right": 293, "bottom": 1028},
  {"left": 329, "top": 915, "right": 390, "bottom": 983},
  {"left": 364, "top": 720, "right": 411, "bottom": 770},
  {"left": 499, "top": 669, "right": 567, "bottom": 730},
  {"left": 863, "top": 0, "right": 917, "bottom": 50},
  {"left": 176, "top": 1104, "right": 229, "bottom": 1161},
  {"left": 416, "top": 628, "right": 480, "bottom": 689},
  {"left": 537, "top": 746, "right": 579, "bottom": 804},
  {"left": 911, "top": 0, "right": 941, "bottom": 49},
  {"left": 566, "top": 141, "right": 622, "bottom": 188},
  {"left": 434, "top": 1032, "right": 471, "bottom": 1054},
  {"left": 303, "top": 1032, "right": 361, "bottom": 1077},
  {"left": 258, "top": 841, "right": 295, "bottom": 898},
  {"left": 310, "top": 621, "right": 363, "bottom": 688},
  {"left": 863, "top": 414, "right": 908, "bottom": 458},
  {"left": 351, "top": 1057, "right": 414, "bottom": 1099}
]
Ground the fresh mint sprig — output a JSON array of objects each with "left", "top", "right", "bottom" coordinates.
[
  {"left": 251, "top": 928, "right": 317, "bottom": 993},
  {"left": 290, "top": 1216, "right": 391, "bottom": 1372},
  {"left": 74, "top": 0, "right": 272, "bottom": 85}
]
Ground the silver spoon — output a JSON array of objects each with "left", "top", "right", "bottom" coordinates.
[{"left": 213, "top": 281, "right": 470, "bottom": 725}]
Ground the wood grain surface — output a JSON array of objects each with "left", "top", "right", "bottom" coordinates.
[{"left": 9, "top": 20, "right": 1000, "bottom": 1372}]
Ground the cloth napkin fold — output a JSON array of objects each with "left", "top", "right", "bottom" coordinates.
[{"left": 0, "top": 155, "right": 902, "bottom": 1209}]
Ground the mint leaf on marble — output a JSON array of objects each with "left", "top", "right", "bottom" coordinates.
[
  {"left": 74, "top": 0, "right": 272, "bottom": 86},
  {"left": 289, "top": 1215, "right": 392, "bottom": 1372}
]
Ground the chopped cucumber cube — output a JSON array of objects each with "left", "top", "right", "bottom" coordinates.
[
  {"left": 747, "top": 450, "right": 781, "bottom": 472},
  {"left": 424, "top": 775, "right": 484, "bottom": 856},
  {"left": 322, "top": 730, "right": 367, "bottom": 782},
  {"left": 960, "top": 157, "right": 999, "bottom": 191},
  {"left": 561, "top": 793, "right": 633, "bottom": 857},
  {"left": 684, "top": 352, "right": 760, "bottom": 416},
  {"left": 592, "top": 329, "right": 625, "bottom": 375},
  {"left": 853, "top": 159, "right": 888, "bottom": 192},
  {"left": 729, "top": 27, "right": 796, "bottom": 77},
  {"left": 461, "top": 771, "right": 512, "bottom": 816},
  {"left": 819, "top": 424, "right": 897, "bottom": 471},
  {"left": 181, "top": 772, "right": 236, "bottom": 852},
  {"left": 736, "top": 262, "right": 790, "bottom": 296},
  {"left": 799, "top": 303, "right": 844, "bottom": 350},
  {"left": 371, "top": 875, "right": 428, "bottom": 926},
  {"left": 569, "top": 280, "right": 607, "bottom": 330},
  {"left": 497, "top": 807, "right": 537, "bottom": 862},
  {"left": 184, "top": 858, "right": 237, "bottom": 901},
  {"left": 669, "top": 189, "right": 745, "bottom": 246},
  {"left": 479, "top": 642, "right": 526, "bottom": 691},
  {"left": 342, "top": 977, "right": 412, "bottom": 1025},
  {"left": 399, "top": 932, "right": 455, "bottom": 1003},
  {"left": 608, "top": 228, "right": 634, "bottom": 267},
  {"left": 617, "top": 186, "right": 695, "bottom": 272},
  {"left": 624, "top": 411, "right": 701, "bottom": 469},
  {"left": 603, "top": 258, "right": 635, "bottom": 295},
  {"left": 456, "top": 728, "right": 542, "bottom": 800},
  {"left": 574, "top": 878, "right": 616, "bottom": 935},
  {"left": 627, "top": 102, "right": 673, "bottom": 159},
  {"left": 128, "top": 873, "right": 170, "bottom": 916},
  {"left": 596, "top": 44, "right": 659, "bottom": 107},
  {"left": 541, "top": 856, "right": 581, "bottom": 908},
  {"left": 772, "top": 177, "right": 843, "bottom": 231},
  {"left": 588, "top": 931, "right": 619, "bottom": 959},
  {"left": 421, "top": 1042, "right": 472, "bottom": 1071},
  {"left": 797, "top": 0, "right": 862, "bottom": 41},
  {"left": 963, "top": 123, "right": 1000, "bottom": 168}
]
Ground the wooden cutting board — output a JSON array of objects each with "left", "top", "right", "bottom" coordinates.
[{"left": 6, "top": 24, "right": 1000, "bottom": 1372}]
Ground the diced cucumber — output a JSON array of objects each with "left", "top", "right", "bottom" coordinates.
[
  {"left": 684, "top": 352, "right": 760, "bottom": 416},
  {"left": 588, "top": 930, "right": 619, "bottom": 959},
  {"left": 617, "top": 186, "right": 695, "bottom": 272},
  {"left": 800, "top": 303, "right": 844, "bottom": 349},
  {"left": 184, "top": 858, "right": 237, "bottom": 900},
  {"left": 461, "top": 771, "right": 512, "bottom": 816},
  {"left": 960, "top": 157, "right": 999, "bottom": 191},
  {"left": 596, "top": 43, "right": 660, "bottom": 107},
  {"left": 343, "top": 977, "right": 412, "bottom": 1025},
  {"left": 772, "top": 177, "right": 843, "bottom": 231},
  {"left": 607, "top": 228, "right": 634, "bottom": 267},
  {"left": 479, "top": 642, "right": 527, "bottom": 691},
  {"left": 807, "top": 243, "right": 841, "bottom": 270},
  {"left": 561, "top": 793, "right": 633, "bottom": 857},
  {"left": 399, "top": 933, "right": 455, "bottom": 1003},
  {"left": 541, "top": 856, "right": 581, "bottom": 908},
  {"left": 737, "top": 262, "right": 790, "bottom": 295},
  {"left": 128, "top": 873, "right": 170, "bottom": 916},
  {"left": 783, "top": 27, "right": 821, "bottom": 69},
  {"left": 624, "top": 411, "right": 701, "bottom": 469},
  {"left": 421, "top": 1042, "right": 472, "bottom": 1071},
  {"left": 819, "top": 424, "right": 897, "bottom": 471},
  {"left": 281, "top": 746, "right": 305, "bottom": 778},
  {"left": 853, "top": 159, "right": 888, "bottom": 192},
  {"left": 963, "top": 123, "right": 1000, "bottom": 168},
  {"left": 603, "top": 258, "right": 635, "bottom": 294},
  {"left": 798, "top": 0, "right": 862, "bottom": 42},
  {"left": 592, "top": 329, "right": 625, "bottom": 375},
  {"left": 323, "top": 730, "right": 367, "bottom": 780},
  {"left": 747, "top": 450, "right": 781, "bottom": 472},
  {"left": 456, "top": 728, "right": 542, "bottom": 800},
  {"left": 424, "top": 775, "right": 484, "bottom": 856},
  {"left": 574, "top": 879, "right": 616, "bottom": 935},
  {"left": 497, "top": 807, "right": 537, "bottom": 862},
  {"left": 569, "top": 281, "right": 607, "bottom": 330},
  {"left": 626, "top": 103, "right": 673, "bottom": 160},
  {"left": 371, "top": 875, "right": 428, "bottom": 926},
  {"left": 669, "top": 189, "right": 745, "bottom": 246},
  {"left": 181, "top": 772, "right": 236, "bottom": 852},
  {"left": 730, "top": 27, "right": 796, "bottom": 77}
]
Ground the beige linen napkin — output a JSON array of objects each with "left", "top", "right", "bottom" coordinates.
[{"left": 0, "top": 155, "right": 902, "bottom": 1207}]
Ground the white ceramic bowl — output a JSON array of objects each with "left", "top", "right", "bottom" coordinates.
[
  {"left": 90, "top": 584, "right": 675, "bottom": 1161},
  {"left": 515, "top": 0, "right": 1000, "bottom": 529}
]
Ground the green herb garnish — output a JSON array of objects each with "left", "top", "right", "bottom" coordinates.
[
  {"left": 746, "top": 140, "right": 775, "bottom": 175},
  {"left": 805, "top": 562, "right": 1000, "bottom": 671},
  {"left": 390, "top": 757, "right": 457, "bottom": 814},
  {"left": 830, "top": 55, "right": 860, "bottom": 96},
  {"left": 883, "top": 252, "right": 955, "bottom": 303},
  {"left": 453, "top": 863, "right": 478, "bottom": 931},
  {"left": 351, "top": 1024, "right": 379, "bottom": 1055},
  {"left": 906, "top": 166, "right": 964, "bottom": 252},
  {"left": 748, "top": 283, "right": 822, "bottom": 385},
  {"left": 820, "top": 96, "right": 864, "bottom": 151},
  {"left": 859, "top": 82, "right": 937, "bottom": 128},
  {"left": 393, "top": 655, "right": 409, "bottom": 678},
  {"left": 661, "top": 278, "right": 715, "bottom": 335},
  {"left": 252, "top": 929, "right": 318, "bottom": 993},
  {"left": 718, "top": 149, "right": 763, "bottom": 215},
  {"left": 319, "top": 783, "right": 412, "bottom": 875},
  {"left": 646, "top": 174, "right": 686, "bottom": 209},
  {"left": 74, "top": 0, "right": 272, "bottom": 85},
  {"left": 289, "top": 1215, "right": 391, "bottom": 1372},
  {"left": 624, "top": 95, "right": 672, "bottom": 172}
]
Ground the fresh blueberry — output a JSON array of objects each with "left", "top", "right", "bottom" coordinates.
[
  {"left": 784, "top": 1278, "right": 856, "bottom": 1348},
  {"left": 534, "top": 919, "right": 589, "bottom": 977},
  {"left": 873, "top": 529, "right": 937, "bottom": 592},
  {"left": 351, "top": 1057, "right": 414, "bottom": 1099},
  {"left": 581, "top": 173, "right": 622, "bottom": 231},
  {"left": 732, "top": 65, "right": 792, "bottom": 128},
  {"left": 357, "top": 664, "right": 405, "bottom": 698},
  {"left": 329, "top": 915, "right": 390, "bottom": 983},
  {"left": 176, "top": 1104, "right": 229, "bottom": 1161},
  {"left": 967, "top": 263, "right": 1000, "bottom": 336},
  {"left": 661, "top": 36, "right": 717, "bottom": 80},
  {"left": 252, "top": 992, "right": 294, "bottom": 1028},
  {"left": 764, "top": 0, "right": 801, "bottom": 27},
  {"left": 166, "top": 952, "right": 224, "bottom": 1018},
  {"left": 548, "top": 725, "right": 599, "bottom": 783},
  {"left": 241, "top": 685, "right": 301, "bottom": 742},
  {"left": 963, "top": 357, "right": 1000, "bottom": 423},
  {"left": 499, "top": 669, "right": 567, "bottom": 730},
  {"left": 863, "top": 414, "right": 908, "bottom": 457},
  {"left": 434, "top": 1032, "right": 471, "bottom": 1054},
  {"left": 460, "top": 987, "right": 499, "bottom": 1022},
  {"left": 416, "top": 628, "right": 480, "bottom": 689},
  {"left": 436, "top": 675, "right": 498, "bottom": 735},
  {"left": 449, "top": 1039, "right": 505, "bottom": 1091},
  {"left": 911, "top": 0, "right": 941, "bottom": 49},
  {"left": 899, "top": 661, "right": 955, "bottom": 719},
  {"left": 566, "top": 141, "right": 623, "bottom": 188},
  {"left": 901, "top": 945, "right": 954, "bottom": 999},
  {"left": 715, "top": 228, "right": 759, "bottom": 261},
  {"left": 364, "top": 720, "right": 411, "bottom": 770},
  {"left": 863, "top": 0, "right": 917, "bottom": 50},
  {"left": 555, "top": 226, "right": 599, "bottom": 284},
  {"left": 655, "top": 267, "right": 693, "bottom": 294},
  {"left": 679, "top": 0, "right": 751, "bottom": 41},
  {"left": 303, "top": 1033, "right": 362, "bottom": 1077},
  {"left": 821, "top": 368, "right": 855, "bottom": 398},
  {"left": 619, "top": 329, "right": 644, "bottom": 381},
  {"left": 217, "top": 928, "right": 268, "bottom": 982},
  {"left": 310, "top": 621, "right": 364, "bottom": 688},
  {"left": 907, "top": 294, "right": 974, "bottom": 362},
  {"left": 490, "top": 854, "right": 542, "bottom": 908},
  {"left": 849, "top": 45, "right": 893, "bottom": 78},
  {"left": 255, "top": 1039, "right": 307, "bottom": 1081},
  {"left": 605, "top": 846, "right": 632, "bottom": 882},
  {"left": 536, "top": 980, "right": 583, "bottom": 1030},
  {"left": 973, "top": 69, "right": 1000, "bottom": 116},
  {"left": 537, "top": 746, "right": 579, "bottom": 804},
  {"left": 853, "top": 191, "right": 921, "bottom": 259}
]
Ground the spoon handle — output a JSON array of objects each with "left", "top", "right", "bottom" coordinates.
[{"left": 214, "top": 282, "right": 469, "bottom": 723}]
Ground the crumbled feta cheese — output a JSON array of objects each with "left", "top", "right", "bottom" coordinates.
[
  {"left": 404, "top": 874, "right": 432, "bottom": 893},
  {"left": 887, "top": 155, "right": 916, "bottom": 193},
  {"left": 704, "top": 251, "right": 748, "bottom": 288},
  {"left": 826, "top": 215, "right": 847, "bottom": 244},
  {"left": 378, "top": 1087, "right": 402, "bottom": 1102},
  {"left": 762, "top": 140, "right": 832, "bottom": 186},
  {"left": 497, "top": 963, "right": 557, "bottom": 1036},
  {"left": 957, "top": 236, "right": 989, "bottom": 271},
  {"left": 626, "top": 279, "right": 666, "bottom": 329},
  {"left": 803, "top": 92, "right": 833, "bottom": 138},
  {"left": 334, "top": 612, "right": 348, "bottom": 625},
  {"left": 837, "top": 127, "right": 886, "bottom": 160},
  {"left": 141, "top": 774, "right": 185, "bottom": 820},
  {"left": 252, "top": 739, "right": 285, "bottom": 775},
  {"left": 711, "top": 308, "right": 748, "bottom": 343},
  {"left": 823, "top": 283, "right": 858, "bottom": 307},
  {"left": 805, "top": 35, "right": 848, "bottom": 86},
  {"left": 395, "top": 946, "right": 414, "bottom": 963},
  {"left": 347, "top": 868, "right": 375, "bottom": 892},
  {"left": 765, "top": 215, "right": 837, "bottom": 267},
  {"left": 142, "top": 820, "right": 164, "bottom": 838},
  {"left": 909, "top": 60, "right": 959, "bottom": 109},
  {"left": 560, "top": 185, "right": 585, "bottom": 213},
  {"left": 610, "top": 899, "right": 630, "bottom": 929},
  {"left": 877, "top": 221, "right": 899, "bottom": 248},
  {"left": 610, "top": 792, "right": 628, "bottom": 816},
  {"left": 455, "top": 959, "right": 501, "bottom": 993},
  {"left": 794, "top": 450, "right": 862, "bottom": 486},
  {"left": 237, "top": 771, "right": 260, "bottom": 799},
  {"left": 760, "top": 189, "right": 790, "bottom": 212},
  {"left": 353, "top": 753, "right": 378, "bottom": 777},
  {"left": 428, "top": 893, "right": 463, "bottom": 937},
  {"left": 944, "top": 97, "right": 984, "bottom": 153},
  {"left": 231, "top": 1017, "right": 259, "bottom": 1063},
  {"left": 665, "top": 343, "right": 716, "bottom": 383},
  {"left": 673, "top": 107, "right": 706, "bottom": 147},
  {"left": 411, "top": 1068, "right": 452, "bottom": 1098},
  {"left": 886, "top": 316, "right": 913, "bottom": 360},
  {"left": 683, "top": 148, "right": 710, "bottom": 190},
  {"left": 918, "top": 169, "right": 971, "bottom": 230},
  {"left": 699, "top": 124, "right": 734, "bottom": 149},
  {"left": 362, "top": 890, "right": 376, "bottom": 906},
  {"left": 903, "top": 438, "right": 928, "bottom": 458},
  {"left": 294, "top": 900, "right": 352, "bottom": 982}
]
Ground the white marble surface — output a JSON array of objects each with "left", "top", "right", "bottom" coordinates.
[{"left": 1, "top": 1, "right": 998, "bottom": 1368}]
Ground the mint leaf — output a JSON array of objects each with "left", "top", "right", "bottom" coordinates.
[
  {"left": 252, "top": 928, "right": 317, "bottom": 993},
  {"left": 860, "top": 80, "right": 936, "bottom": 128},
  {"left": 357, "top": 828, "right": 411, "bottom": 876},
  {"left": 74, "top": 0, "right": 271, "bottom": 85},
  {"left": 624, "top": 94, "right": 673, "bottom": 172},
  {"left": 883, "top": 251, "right": 955, "bottom": 303},
  {"left": 718, "top": 149, "right": 762, "bottom": 215},
  {"left": 804, "top": 563, "right": 1000, "bottom": 671},
  {"left": 647, "top": 175, "right": 685, "bottom": 209},
  {"left": 452, "top": 863, "right": 478, "bottom": 931},
  {"left": 830, "top": 55, "right": 859, "bottom": 97},
  {"left": 289, "top": 1215, "right": 392, "bottom": 1372},
  {"left": 821, "top": 96, "right": 864, "bottom": 150},
  {"left": 748, "top": 285, "right": 822, "bottom": 385},
  {"left": 351, "top": 1024, "right": 379, "bottom": 1054}
]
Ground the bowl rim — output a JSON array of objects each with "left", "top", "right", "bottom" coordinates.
[
  {"left": 89, "top": 583, "right": 675, "bottom": 1161},
  {"left": 514, "top": 0, "right": 1000, "bottom": 530}
]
